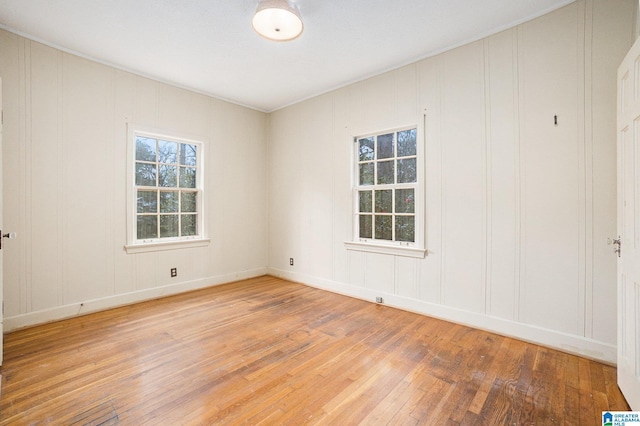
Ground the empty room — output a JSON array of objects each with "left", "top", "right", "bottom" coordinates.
[{"left": 0, "top": 0, "right": 639, "bottom": 424}]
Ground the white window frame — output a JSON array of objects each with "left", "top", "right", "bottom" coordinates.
[
  {"left": 125, "top": 124, "right": 210, "bottom": 253},
  {"left": 345, "top": 124, "right": 426, "bottom": 258}
]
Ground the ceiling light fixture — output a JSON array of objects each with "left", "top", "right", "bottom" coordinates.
[{"left": 252, "top": 0, "right": 303, "bottom": 42}]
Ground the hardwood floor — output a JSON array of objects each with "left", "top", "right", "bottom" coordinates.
[{"left": 0, "top": 276, "right": 630, "bottom": 425}]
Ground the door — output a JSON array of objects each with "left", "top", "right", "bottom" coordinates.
[
  {"left": 0, "top": 78, "right": 3, "bottom": 367},
  {"left": 617, "top": 36, "right": 640, "bottom": 410}
]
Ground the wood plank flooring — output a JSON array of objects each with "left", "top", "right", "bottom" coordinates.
[{"left": 0, "top": 275, "right": 630, "bottom": 425}]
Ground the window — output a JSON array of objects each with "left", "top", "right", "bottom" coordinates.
[
  {"left": 345, "top": 126, "right": 426, "bottom": 258},
  {"left": 126, "top": 126, "right": 209, "bottom": 253}
]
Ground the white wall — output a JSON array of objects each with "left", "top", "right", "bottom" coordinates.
[
  {"left": 636, "top": 0, "right": 640, "bottom": 39},
  {"left": 0, "top": 31, "right": 268, "bottom": 330},
  {"left": 268, "top": 0, "right": 636, "bottom": 364}
]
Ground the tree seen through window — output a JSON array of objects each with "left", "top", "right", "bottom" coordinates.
[{"left": 135, "top": 136, "right": 199, "bottom": 240}]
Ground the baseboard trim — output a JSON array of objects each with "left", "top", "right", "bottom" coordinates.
[
  {"left": 4, "top": 267, "right": 268, "bottom": 333},
  {"left": 267, "top": 268, "right": 617, "bottom": 365},
  {"left": 6, "top": 266, "right": 616, "bottom": 365}
]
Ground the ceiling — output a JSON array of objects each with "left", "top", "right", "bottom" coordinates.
[{"left": 0, "top": 0, "right": 575, "bottom": 112}]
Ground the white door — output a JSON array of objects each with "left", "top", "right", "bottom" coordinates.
[
  {"left": 0, "top": 79, "right": 3, "bottom": 367},
  {"left": 0, "top": 78, "right": 3, "bottom": 367},
  {"left": 617, "top": 36, "right": 640, "bottom": 411}
]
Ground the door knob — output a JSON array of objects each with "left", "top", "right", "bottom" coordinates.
[{"left": 0, "top": 230, "right": 16, "bottom": 250}]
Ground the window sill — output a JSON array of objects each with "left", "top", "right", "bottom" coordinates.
[
  {"left": 344, "top": 241, "right": 427, "bottom": 258},
  {"left": 125, "top": 238, "right": 211, "bottom": 254}
]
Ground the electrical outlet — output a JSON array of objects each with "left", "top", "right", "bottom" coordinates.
[
  {"left": 170, "top": 268, "right": 177, "bottom": 277},
  {"left": 376, "top": 297, "right": 384, "bottom": 304},
  {"left": 289, "top": 258, "right": 294, "bottom": 266}
]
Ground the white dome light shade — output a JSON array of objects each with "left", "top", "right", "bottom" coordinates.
[{"left": 252, "top": 0, "right": 303, "bottom": 42}]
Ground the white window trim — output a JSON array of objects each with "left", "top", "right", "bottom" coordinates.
[
  {"left": 344, "top": 241, "right": 426, "bottom": 258},
  {"left": 125, "top": 124, "right": 210, "bottom": 254},
  {"left": 125, "top": 238, "right": 211, "bottom": 254},
  {"left": 345, "top": 123, "right": 427, "bottom": 259}
]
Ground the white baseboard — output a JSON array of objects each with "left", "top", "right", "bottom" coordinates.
[
  {"left": 4, "top": 267, "right": 268, "bottom": 333},
  {"left": 267, "top": 267, "right": 617, "bottom": 365},
  {"left": 6, "top": 266, "right": 615, "bottom": 365}
]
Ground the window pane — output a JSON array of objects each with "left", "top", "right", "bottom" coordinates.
[
  {"left": 359, "top": 163, "right": 374, "bottom": 186},
  {"left": 158, "top": 140, "right": 178, "bottom": 164},
  {"left": 353, "top": 127, "right": 418, "bottom": 246},
  {"left": 136, "top": 137, "right": 156, "bottom": 162},
  {"left": 375, "top": 215, "right": 393, "bottom": 240},
  {"left": 359, "top": 215, "right": 372, "bottom": 239},
  {"left": 137, "top": 190, "right": 157, "bottom": 213},
  {"left": 377, "top": 160, "right": 394, "bottom": 184},
  {"left": 160, "top": 215, "right": 179, "bottom": 238},
  {"left": 182, "top": 214, "right": 197, "bottom": 236},
  {"left": 160, "top": 191, "right": 179, "bottom": 213},
  {"left": 135, "top": 163, "right": 157, "bottom": 186},
  {"left": 180, "top": 167, "right": 196, "bottom": 188},
  {"left": 397, "top": 158, "right": 417, "bottom": 183},
  {"left": 359, "top": 191, "right": 372, "bottom": 213},
  {"left": 180, "top": 143, "right": 197, "bottom": 166},
  {"left": 158, "top": 165, "right": 177, "bottom": 187},
  {"left": 358, "top": 137, "right": 375, "bottom": 161},
  {"left": 397, "top": 129, "right": 417, "bottom": 157},
  {"left": 395, "top": 188, "right": 415, "bottom": 213},
  {"left": 181, "top": 192, "right": 197, "bottom": 212},
  {"left": 137, "top": 216, "right": 157, "bottom": 239},
  {"left": 377, "top": 133, "right": 394, "bottom": 159},
  {"left": 375, "top": 189, "right": 392, "bottom": 213},
  {"left": 396, "top": 216, "right": 415, "bottom": 242}
]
